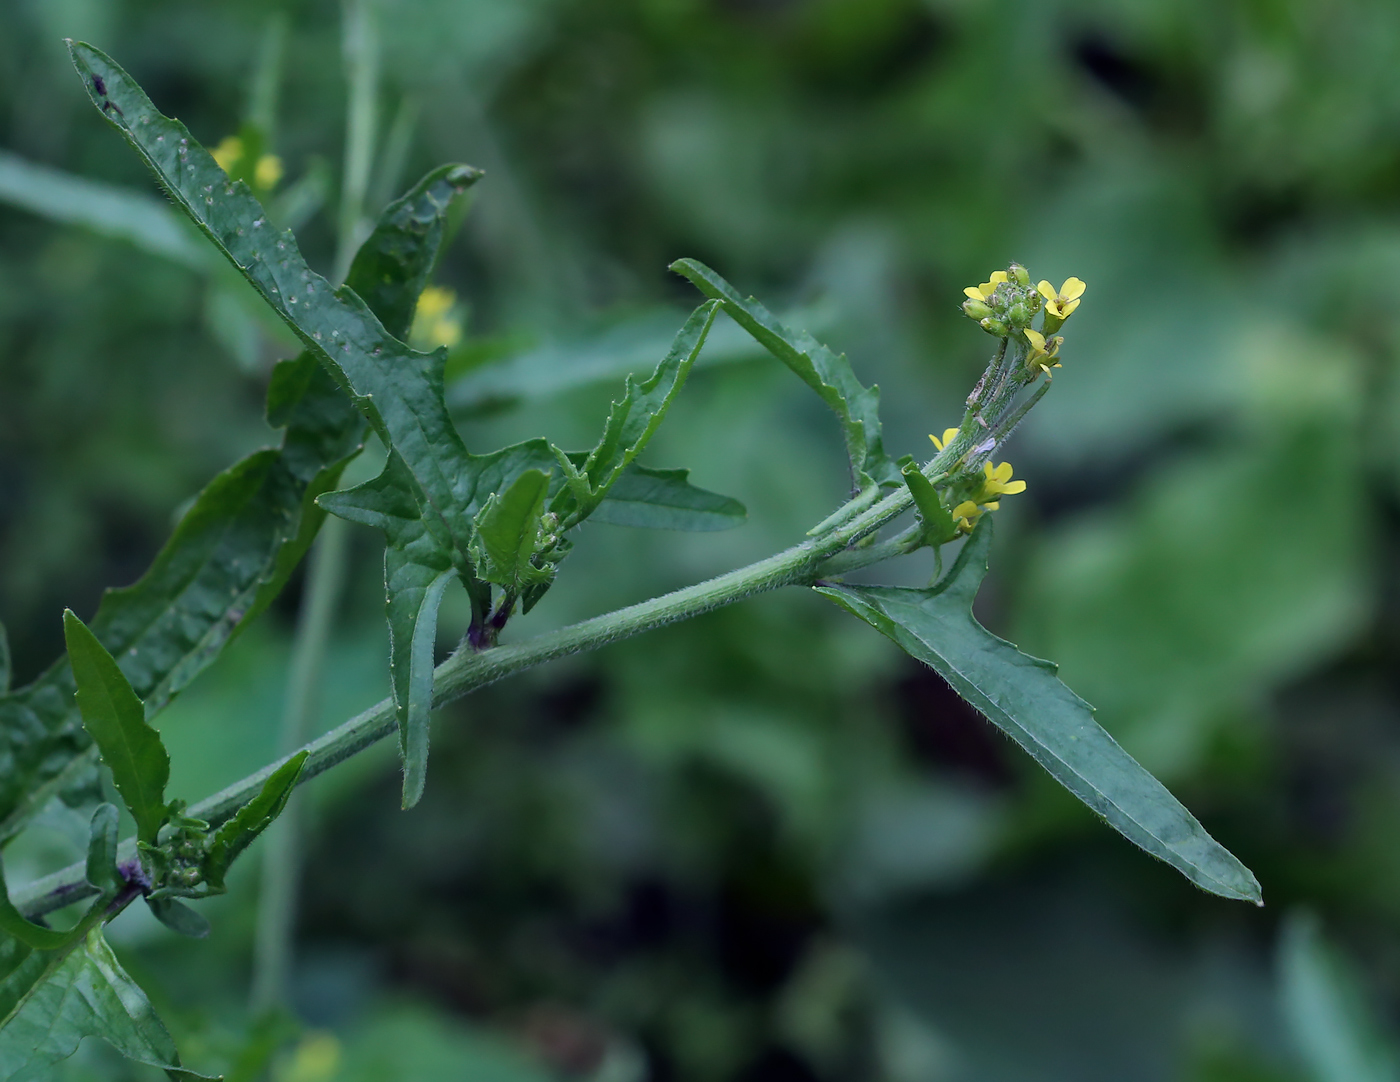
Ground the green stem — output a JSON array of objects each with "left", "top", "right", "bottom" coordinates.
[
  {"left": 14, "top": 474, "right": 923, "bottom": 920},
  {"left": 249, "top": 515, "right": 350, "bottom": 1012}
]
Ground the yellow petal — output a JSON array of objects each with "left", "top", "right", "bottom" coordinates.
[
  {"left": 930, "top": 434, "right": 942, "bottom": 450},
  {"left": 1024, "top": 328, "right": 1045, "bottom": 353},
  {"left": 1060, "top": 297, "right": 1080, "bottom": 318},
  {"left": 1060, "top": 277, "right": 1086, "bottom": 300},
  {"left": 254, "top": 154, "right": 283, "bottom": 189},
  {"left": 211, "top": 135, "right": 243, "bottom": 173},
  {"left": 992, "top": 462, "right": 1013, "bottom": 483},
  {"left": 1037, "top": 280, "right": 1056, "bottom": 302},
  {"left": 964, "top": 286, "right": 984, "bottom": 300},
  {"left": 989, "top": 271, "right": 1008, "bottom": 285},
  {"left": 1001, "top": 480, "right": 1026, "bottom": 495},
  {"left": 953, "top": 501, "right": 979, "bottom": 519},
  {"left": 415, "top": 286, "right": 456, "bottom": 320},
  {"left": 983, "top": 501, "right": 1000, "bottom": 511},
  {"left": 983, "top": 462, "right": 995, "bottom": 479}
]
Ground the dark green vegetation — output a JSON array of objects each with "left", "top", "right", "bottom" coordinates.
[{"left": 2, "top": 2, "right": 1400, "bottom": 1080}]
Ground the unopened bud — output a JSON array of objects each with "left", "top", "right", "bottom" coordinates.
[
  {"left": 1009, "top": 263, "right": 1030, "bottom": 287},
  {"left": 979, "top": 317, "right": 1009, "bottom": 337},
  {"left": 1007, "top": 302, "right": 1030, "bottom": 326},
  {"left": 962, "top": 298, "right": 993, "bottom": 320}
]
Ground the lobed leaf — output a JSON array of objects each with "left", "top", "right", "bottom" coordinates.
[
  {"left": 473, "top": 469, "right": 554, "bottom": 594},
  {"left": 816, "top": 518, "right": 1263, "bottom": 904},
  {"left": 0, "top": 928, "right": 217, "bottom": 1080},
  {"left": 671, "top": 258, "right": 900, "bottom": 492},
  {"left": 589, "top": 466, "right": 747, "bottom": 531},
  {"left": 62, "top": 612, "right": 170, "bottom": 847},
  {"left": 70, "top": 41, "right": 483, "bottom": 563}
]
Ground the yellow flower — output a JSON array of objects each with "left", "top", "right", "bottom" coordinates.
[
  {"left": 979, "top": 461, "right": 1026, "bottom": 499},
  {"left": 1024, "top": 328, "right": 1063, "bottom": 376},
  {"left": 254, "top": 153, "right": 283, "bottom": 189},
  {"left": 964, "top": 269, "right": 1009, "bottom": 302},
  {"left": 280, "top": 1031, "right": 341, "bottom": 1082},
  {"left": 1036, "top": 277, "right": 1086, "bottom": 321},
  {"left": 929, "top": 427, "right": 960, "bottom": 451},
  {"left": 952, "top": 499, "right": 982, "bottom": 532},
  {"left": 211, "top": 135, "right": 243, "bottom": 174},
  {"left": 411, "top": 286, "right": 463, "bottom": 349}
]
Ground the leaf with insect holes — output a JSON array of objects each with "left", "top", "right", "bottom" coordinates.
[
  {"left": 671, "top": 258, "right": 900, "bottom": 493},
  {"left": 201, "top": 751, "right": 308, "bottom": 893},
  {"left": 0, "top": 927, "right": 217, "bottom": 1080},
  {"left": 62, "top": 611, "right": 170, "bottom": 847},
  {"left": 816, "top": 517, "right": 1263, "bottom": 905},
  {"left": 70, "top": 41, "right": 483, "bottom": 566},
  {"left": 559, "top": 300, "right": 720, "bottom": 524},
  {"left": 0, "top": 148, "right": 476, "bottom": 848}
]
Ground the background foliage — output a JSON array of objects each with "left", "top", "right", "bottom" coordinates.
[{"left": 3, "top": 0, "right": 1400, "bottom": 1078}]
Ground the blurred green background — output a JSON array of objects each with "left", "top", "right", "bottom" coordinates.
[{"left": 4, "top": 0, "right": 1400, "bottom": 1078}]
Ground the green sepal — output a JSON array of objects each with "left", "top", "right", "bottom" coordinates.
[
  {"left": 815, "top": 518, "right": 1263, "bottom": 905},
  {"left": 902, "top": 464, "right": 959, "bottom": 547},
  {"left": 85, "top": 803, "right": 123, "bottom": 897},
  {"left": 201, "top": 751, "right": 308, "bottom": 892},
  {"left": 146, "top": 897, "right": 210, "bottom": 940},
  {"left": 62, "top": 611, "right": 170, "bottom": 847},
  {"left": 671, "top": 258, "right": 899, "bottom": 491}
]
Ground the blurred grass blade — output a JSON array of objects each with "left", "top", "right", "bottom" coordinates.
[
  {"left": 203, "top": 751, "right": 308, "bottom": 891},
  {"left": 62, "top": 611, "right": 170, "bottom": 846},
  {"left": 672, "top": 258, "right": 899, "bottom": 491},
  {"left": 816, "top": 518, "right": 1263, "bottom": 904},
  {"left": 69, "top": 41, "right": 484, "bottom": 563},
  {"left": 0, "top": 149, "right": 211, "bottom": 270},
  {"left": 0, "top": 928, "right": 217, "bottom": 1080},
  {"left": 589, "top": 466, "right": 746, "bottom": 531},
  {"left": 1280, "top": 911, "right": 1400, "bottom": 1082}
]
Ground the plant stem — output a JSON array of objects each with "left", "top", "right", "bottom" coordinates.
[
  {"left": 249, "top": 515, "right": 350, "bottom": 1013},
  {"left": 14, "top": 475, "right": 922, "bottom": 920}
]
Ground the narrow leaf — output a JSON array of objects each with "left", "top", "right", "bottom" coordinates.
[
  {"left": 902, "top": 464, "right": 958, "bottom": 545},
  {"left": 402, "top": 571, "right": 453, "bottom": 810},
  {"left": 671, "top": 258, "right": 899, "bottom": 491},
  {"left": 147, "top": 898, "right": 211, "bottom": 940},
  {"left": 203, "top": 750, "right": 307, "bottom": 891},
  {"left": 570, "top": 301, "right": 720, "bottom": 519},
  {"left": 62, "top": 611, "right": 170, "bottom": 847},
  {"left": 70, "top": 41, "right": 481, "bottom": 560},
  {"left": 816, "top": 518, "right": 1263, "bottom": 904},
  {"left": 0, "top": 928, "right": 217, "bottom": 1080},
  {"left": 0, "top": 858, "right": 71, "bottom": 951},
  {"left": 590, "top": 466, "right": 747, "bottom": 531},
  {"left": 84, "top": 803, "right": 122, "bottom": 897},
  {"left": 472, "top": 469, "right": 552, "bottom": 592}
]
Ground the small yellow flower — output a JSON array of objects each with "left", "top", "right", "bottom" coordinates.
[
  {"left": 411, "top": 286, "right": 464, "bottom": 349},
  {"left": 279, "top": 1031, "right": 341, "bottom": 1082},
  {"left": 254, "top": 154, "right": 283, "bottom": 189},
  {"left": 211, "top": 135, "right": 243, "bottom": 174},
  {"left": 979, "top": 461, "right": 1026, "bottom": 499},
  {"left": 929, "top": 428, "right": 960, "bottom": 451},
  {"left": 1024, "top": 328, "right": 1063, "bottom": 376},
  {"left": 964, "top": 270, "right": 1009, "bottom": 302},
  {"left": 1036, "top": 277, "right": 1086, "bottom": 321},
  {"left": 952, "top": 499, "right": 982, "bottom": 532}
]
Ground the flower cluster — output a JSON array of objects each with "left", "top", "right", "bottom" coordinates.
[
  {"left": 929, "top": 428, "right": 1027, "bottom": 532},
  {"left": 961, "top": 263, "right": 1041, "bottom": 337}
]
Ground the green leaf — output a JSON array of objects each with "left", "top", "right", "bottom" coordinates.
[
  {"left": 589, "top": 466, "right": 747, "bottom": 531},
  {"left": 902, "top": 464, "right": 958, "bottom": 546},
  {"left": 202, "top": 751, "right": 307, "bottom": 892},
  {"left": 472, "top": 469, "right": 554, "bottom": 594},
  {"left": 0, "top": 622, "right": 9, "bottom": 695},
  {"left": 0, "top": 858, "right": 71, "bottom": 951},
  {"left": 147, "top": 898, "right": 210, "bottom": 940},
  {"left": 69, "top": 41, "right": 482, "bottom": 561},
  {"left": 671, "top": 258, "right": 899, "bottom": 492},
  {"left": 566, "top": 300, "right": 720, "bottom": 522},
  {"left": 1280, "top": 912, "right": 1399, "bottom": 1082},
  {"left": 62, "top": 611, "right": 170, "bottom": 847},
  {"left": 815, "top": 518, "right": 1263, "bottom": 904},
  {"left": 320, "top": 456, "right": 456, "bottom": 810},
  {"left": 84, "top": 804, "right": 122, "bottom": 898},
  {"left": 0, "top": 927, "right": 217, "bottom": 1080}
]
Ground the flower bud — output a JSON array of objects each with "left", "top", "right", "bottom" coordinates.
[
  {"left": 1006, "top": 302, "right": 1030, "bottom": 326},
  {"left": 962, "top": 298, "right": 994, "bottom": 320},
  {"left": 1009, "top": 263, "right": 1030, "bottom": 287},
  {"left": 979, "top": 317, "right": 1009, "bottom": 337}
]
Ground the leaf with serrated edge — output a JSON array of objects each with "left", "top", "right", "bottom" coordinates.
[
  {"left": 0, "top": 928, "right": 217, "bottom": 1080},
  {"left": 62, "top": 611, "right": 169, "bottom": 847},
  {"left": 671, "top": 258, "right": 899, "bottom": 491},
  {"left": 70, "top": 41, "right": 481, "bottom": 562},
  {"left": 474, "top": 469, "right": 552, "bottom": 592},
  {"left": 202, "top": 751, "right": 307, "bottom": 892},
  {"left": 84, "top": 803, "right": 122, "bottom": 897},
  {"left": 569, "top": 301, "right": 719, "bottom": 521},
  {"left": 816, "top": 518, "right": 1263, "bottom": 904},
  {"left": 589, "top": 466, "right": 746, "bottom": 531}
]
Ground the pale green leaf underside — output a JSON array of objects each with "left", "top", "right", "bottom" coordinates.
[
  {"left": 0, "top": 929, "right": 216, "bottom": 1080},
  {"left": 816, "top": 518, "right": 1262, "bottom": 904}
]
